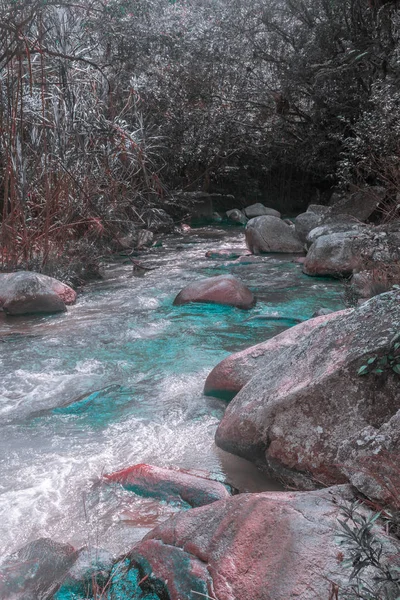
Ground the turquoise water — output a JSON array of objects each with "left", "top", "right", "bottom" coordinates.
[{"left": 0, "top": 227, "right": 344, "bottom": 560}]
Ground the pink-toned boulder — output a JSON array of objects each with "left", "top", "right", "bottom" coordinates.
[
  {"left": 107, "top": 485, "right": 398, "bottom": 600},
  {"left": 104, "top": 463, "right": 232, "bottom": 508},
  {"left": 204, "top": 310, "right": 349, "bottom": 399},
  {"left": 173, "top": 274, "right": 256, "bottom": 310},
  {"left": 215, "top": 290, "right": 400, "bottom": 498},
  {"left": 0, "top": 271, "right": 76, "bottom": 316}
]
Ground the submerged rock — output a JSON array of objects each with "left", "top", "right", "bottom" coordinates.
[
  {"left": 245, "top": 216, "right": 304, "bottom": 254},
  {"left": 0, "top": 271, "right": 76, "bottom": 315},
  {"left": 0, "top": 538, "right": 80, "bottom": 599},
  {"left": 204, "top": 311, "right": 348, "bottom": 399},
  {"left": 215, "top": 290, "right": 400, "bottom": 499},
  {"left": 104, "top": 463, "right": 232, "bottom": 508},
  {"left": 205, "top": 248, "right": 249, "bottom": 260},
  {"left": 173, "top": 274, "right": 256, "bottom": 310},
  {"left": 107, "top": 486, "right": 395, "bottom": 600}
]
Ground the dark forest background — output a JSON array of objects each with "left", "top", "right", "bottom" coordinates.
[{"left": 1, "top": 0, "right": 399, "bottom": 275}]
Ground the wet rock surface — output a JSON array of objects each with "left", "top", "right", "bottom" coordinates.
[
  {"left": 0, "top": 271, "right": 76, "bottom": 315},
  {"left": 0, "top": 538, "right": 80, "bottom": 600},
  {"left": 104, "top": 463, "right": 232, "bottom": 508}
]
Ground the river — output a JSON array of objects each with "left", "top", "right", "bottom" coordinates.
[{"left": 0, "top": 226, "right": 344, "bottom": 561}]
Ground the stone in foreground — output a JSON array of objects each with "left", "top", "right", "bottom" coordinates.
[
  {"left": 104, "top": 463, "right": 232, "bottom": 507},
  {"left": 106, "top": 486, "right": 398, "bottom": 600},
  {"left": 245, "top": 215, "right": 304, "bottom": 254},
  {"left": 173, "top": 274, "right": 256, "bottom": 310},
  {"left": 215, "top": 290, "right": 400, "bottom": 502}
]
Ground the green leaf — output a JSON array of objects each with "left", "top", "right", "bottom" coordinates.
[
  {"left": 392, "top": 364, "right": 400, "bottom": 375},
  {"left": 358, "top": 365, "right": 369, "bottom": 375},
  {"left": 367, "top": 356, "right": 377, "bottom": 365}
]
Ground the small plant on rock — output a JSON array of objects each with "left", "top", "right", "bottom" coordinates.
[
  {"left": 357, "top": 336, "right": 400, "bottom": 377},
  {"left": 337, "top": 501, "right": 400, "bottom": 599}
]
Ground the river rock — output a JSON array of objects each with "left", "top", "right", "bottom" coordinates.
[
  {"left": 173, "top": 274, "right": 256, "bottom": 310},
  {"left": 0, "top": 538, "right": 80, "bottom": 599},
  {"left": 303, "top": 231, "right": 369, "bottom": 277},
  {"left": 104, "top": 464, "right": 232, "bottom": 508},
  {"left": 329, "top": 186, "right": 386, "bottom": 221},
  {"left": 337, "top": 410, "right": 400, "bottom": 509},
  {"left": 226, "top": 209, "right": 248, "bottom": 225},
  {"left": 306, "top": 220, "right": 367, "bottom": 248},
  {"left": 215, "top": 291, "right": 400, "bottom": 496},
  {"left": 105, "top": 485, "right": 398, "bottom": 600},
  {"left": 294, "top": 211, "right": 322, "bottom": 244},
  {"left": 205, "top": 249, "right": 249, "bottom": 260},
  {"left": 204, "top": 310, "right": 349, "bottom": 399},
  {"left": 245, "top": 216, "right": 304, "bottom": 254},
  {"left": 0, "top": 272, "right": 73, "bottom": 315},
  {"left": 244, "top": 203, "right": 281, "bottom": 219}
]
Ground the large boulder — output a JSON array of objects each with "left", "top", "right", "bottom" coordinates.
[
  {"left": 303, "top": 231, "right": 370, "bottom": 277},
  {"left": 303, "top": 227, "right": 399, "bottom": 278},
  {"left": 306, "top": 219, "right": 367, "bottom": 248},
  {"left": 294, "top": 211, "right": 322, "bottom": 244},
  {"left": 173, "top": 274, "right": 256, "bottom": 310},
  {"left": 204, "top": 311, "right": 349, "bottom": 399},
  {"left": 104, "top": 463, "right": 232, "bottom": 508},
  {"left": 244, "top": 203, "right": 281, "bottom": 219},
  {"left": 329, "top": 186, "right": 386, "bottom": 221},
  {"left": 215, "top": 290, "right": 400, "bottom": 499},
  {"left": 0, "top": 538, "right": 80, "bottom": 599},
  {"left": 0, "top": 272, "right": 75, "bottom": 315},
  {"left": 245, "top": 216, "right": 304, "bottom": 254},
  {"left": 104, "top": 486, "right": 399, "bottom": 600}
]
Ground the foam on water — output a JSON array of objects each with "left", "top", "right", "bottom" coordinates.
[{"left": 0, "top": 227, "right": 344, "bottom": 560}]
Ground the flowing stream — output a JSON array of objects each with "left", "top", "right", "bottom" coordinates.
[{"left": 0, "top": 227, "right": 344, "bottom": 561}]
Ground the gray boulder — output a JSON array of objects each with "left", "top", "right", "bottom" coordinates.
[
  {"left": 244, "top": 203, "right": 281, "bottom": 219},
  {"left": 0, "top": 272, "right": 74, "bottom": 315},
  {"left": 294, "top": 211, "right": 322, "bottom": 244},
  {"left": 226, "top": 209, "right": 248, "bottom": 225},
  {"left": 245, "top": 216, "right": 304, "bottom": 254},
  {"left": 306, "top": 219, "right": 367, "bottom": 248},
  {"left": 303, "top": 231, "right": 370, "bottom": 277},
  {"left": 215, "top": 290, "right": 400, "bottom": 502},
  {"left": 329, "top": 186, "right": 386, "bottom": 221}
]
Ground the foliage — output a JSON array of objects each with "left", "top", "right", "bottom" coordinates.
[
  {"left": 337, "top": 501, "right": 400, "bottom": 600},
  {"left": 357, "top": 336, "right": 400, "bottom": 377},
  {"left": 1, "top": 0, "right": 400, "bottom": 275}
]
